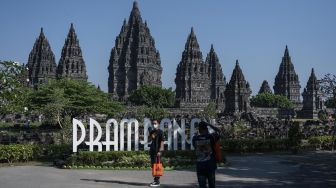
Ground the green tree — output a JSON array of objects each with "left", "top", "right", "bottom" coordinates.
[
  {"left": 198, "top": 102, "right": 217, "bottom": 120},
  {"left": 319, "top": 73, "right": 336, "bottom": 151},
  {"left": 29, "top": 79, "right": 124, "bottom": 128},
  {"left": 325, "top": 98, "right": 336, "bottom": 108},
  {"left": 128, "top": 85, "right": 175, "bottom": 108},
  {"left": 0, "top": 61, "right": 32, "bottom": 115},
  {"left": 250, "top": 93, "right": 293, "bottom": 108},
  {"left": 122, "top": 106, "right": 169, "bottom": 120},
  {"left": 142, "top": 106, "right": 169, "bottom": 120}
]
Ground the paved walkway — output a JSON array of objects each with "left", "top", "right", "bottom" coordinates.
[{"left": 0, "top": 152, "right": 335, "bottom": 188}]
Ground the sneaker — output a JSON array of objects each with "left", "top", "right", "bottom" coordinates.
[{"left": 149, "top": 181, "right": 160, "bottom": 187}]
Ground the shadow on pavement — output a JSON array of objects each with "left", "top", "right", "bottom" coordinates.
[
  {"left": 81, "top": 178, "right": 196, "bottom": 187},
  {"left": 81, "top": 178, "right": 148, "bottom": 186}
]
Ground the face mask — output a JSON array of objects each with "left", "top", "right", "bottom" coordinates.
[{"left": 153, "top": 123, "right": 159, "bottom": 129}]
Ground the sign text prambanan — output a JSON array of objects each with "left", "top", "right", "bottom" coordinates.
[{"left": 73, "top": 118, "right": 215, "bottom": 152}]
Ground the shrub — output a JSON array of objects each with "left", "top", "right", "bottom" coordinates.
[
  {"left": 0, "top": 144, "right": 35, "bottom": 163},
  {"left": 0, "top": 144, "right": 73, "bottom": 163},
  {"left": 128, "top": 85, "right": 175, "bottom": 108},
  {"left": 318, "top": 110, "right": 328, "bottom": 121},
  {"left": 251, "top": 93, "right": 293, "bottom": 108},
  {"left": 221, "top": 139, "right": 290, "bottom": 153},
  {"left": 308, "top": 136, "right": 336, "bottom": 150},
  {"left": 65, "top": 150, "right": 197, "bottom": 168},
  {"left": 325, "top": 98, "right": 336, "bottom": 108}
]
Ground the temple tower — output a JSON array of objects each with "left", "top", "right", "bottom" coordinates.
[
  {"left": 205, "top": 44, "right": 226, "bottom": 109},
  {"left": 26, "top": 28, "right": 57, "bottom": 88},
  {"left": 258, "top": 80, "right": 272, "bottom": 94},
  {"left": 57, "top": 23, "right": 87, "bottom": 80},
  {"left": 108, "top": 1, "right": 162, "bottom": 100},
  {"left": 301, "top": 68, "right": 324, "bottom": 119},
  {"left": 175, "top": 28, "right": 211, "bottom": 109},
  {"left": 225, "top": 60, "right": 252, "bottom": 114},
  {"left": 274, "top": 46, "right": 301, "bottom": 103}
]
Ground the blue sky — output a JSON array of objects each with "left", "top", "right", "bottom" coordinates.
[{"left": 1, "top": 0, "right": 335, "bottom": 95}]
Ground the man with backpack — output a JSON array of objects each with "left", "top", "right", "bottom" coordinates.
[{"left": 192, "top": 121, "right": 222, "bottom": 188}]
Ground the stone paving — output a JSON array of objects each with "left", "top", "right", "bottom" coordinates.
[{"left": 0, "top": 151, "right": 335, "bottom": 188}]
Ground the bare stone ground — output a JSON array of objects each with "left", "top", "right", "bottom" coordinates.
[{"left": 0, "top": 151, "right": 335, "bottom": 188}]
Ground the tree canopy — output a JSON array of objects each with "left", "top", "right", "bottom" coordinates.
[
  {"left": 320, "top": 73, "right": 336, "bottom": 109},
  {"left": 325, "top": 98, "right": 336, "bottom": 108},
  {"left": 198, "top": 102, "right": 217, "bottom": 120},
  {"left": 128, "top": 85, "right": 175, "bottom": 108},
  {"left": 250, "top": 93, "right": 293, "bottom": 108},
  {"left": 28, "top": 79, "right": 124, "bottom": 128},
  {"left": 0, "top": 61, "right": 31, "bottom": 115}
]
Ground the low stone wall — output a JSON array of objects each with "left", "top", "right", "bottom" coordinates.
[
  {"left": 0, "top": 129, "right": 62, "bottom": 145},
  {"left": 252, "top": 107, "right": 295, "bottom": 119}
]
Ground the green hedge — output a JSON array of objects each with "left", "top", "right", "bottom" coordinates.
[
  {"left": 221, "top": 139, "right": 291, "bottom": 153},
  {"left": 308, "top": 136, "right": 336, "bottom": 150},
  {"left": 1, "top": 137, "right": 335, "bottom": 166},
  {"left": 0, "top": 144, "right": 72, "bottom": 163},
  {"left": 65, "top": 150, "right": 198, "bottom": 168},
  {"left": 0, "top": 145, "right": 35, "bottom": 163}
]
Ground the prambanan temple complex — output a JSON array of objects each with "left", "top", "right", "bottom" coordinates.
[
  {"left": 26, "top": 23, "right": 87, "bottom": 88},
  {"left": 24, "top": 1, "right": 325, "bottom": 119}
]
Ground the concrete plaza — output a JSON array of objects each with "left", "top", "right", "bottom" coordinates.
[{"left": 0, "top": 152, "right": 335, "bottom": 188}]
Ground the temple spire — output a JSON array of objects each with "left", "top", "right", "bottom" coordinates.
[
  {"left": 129, "top": 0, "right": 141, "bottom": 23},
  {"left": 57, "top": 23, "right": 87, "bottom": 80},
  {"left": 27, "top": 27, "right": 57, "bottom": 88},
  {"left": 133, "top": 1, "right": 138, "bottom": 9},
  {"left": 274, "top": 45, "right": 301, "bottom": 103},
  {"left": 182, "top": 28, "right": 202, "bottom": 64},
  {"left": 284, "top": 45, "right": 289, "bottom": 57},
  {"left": 258, "top": 80, "right": 272, "bottom": 94},
  {"left": 70, "top": 23, "right": 74, "bottom": 32},
  {"left": 175, "top": 27, "right": 209, "bottom": 105},
  {"left": 205, "top": 44, "right": 226, "bottom": 101},
  {"left": 301, "top": 67, "right": 323, "bottom": 119},
  {"left": 225, "top": 60, "right": 251, "bottom": 114},
  {"left": 206, "top": 44, "right": 219, "bottom": 65},
  {"left": 108, "top": 1, "right": 162, "bottom": 98},
  {"left": 39, "top": 27, "right": 45, "bottom": 38}
]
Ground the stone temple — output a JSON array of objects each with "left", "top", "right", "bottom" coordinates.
[
  {"left": 301, "top": 68, "right": 324, "bottom": 119},
  {"left": 259, "top": 80, "right": 272, "bottom": 94},
  {"left": 224, "top": 60, "right": 252, "bottom": 114},
  {"left": 23, "top": 1, "right": 327, "bottom": 118},
  {"left": 274, "top": 46, "right": 301, "bottom": 103},
  {"left": 175, "top": 28, "right": 226, "bottom": 110},
  {"left": 57, "top": 23, "right": 88, "bottom": 80},
  {"left": 26, "top": 28, "right": 57, "bottom": 88},
  {"left": 206, "top": 44, "right": 226, "bottom": 109},
  {"left": 108, "top": 1, "right": 162, "bottom": 100},
  {"left": 27, "top": 25, "right": 87, "bottom": 88}
]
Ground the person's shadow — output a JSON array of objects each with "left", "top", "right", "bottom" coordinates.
[
  {"left": 81, "top": 178, "right": 194, "bottom": 187},
  {"left": 81, "top": 178, "right": 148, "bottom": 186}
]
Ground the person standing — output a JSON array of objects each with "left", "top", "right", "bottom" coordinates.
[
  {"left": 192, "top": 121, "right": 221, "bottom": 188},
  {"left": 149, "top": 120, "right": 164, "bottom": 187}
]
